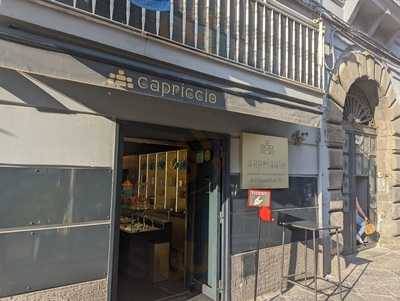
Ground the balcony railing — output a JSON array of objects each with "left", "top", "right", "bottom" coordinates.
[{"left": 45, "top": 0, "right": 324, "bottom": 89}]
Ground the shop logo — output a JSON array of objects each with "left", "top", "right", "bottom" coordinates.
[
  {"left": 260, "top": 140, "right": 275, "bottom": 156},
  {"left": 106, "top": 69, "right": 220, "bottom": 106},
  {"left": 107, "top": 69, "right": 134, "bottom": 89}
]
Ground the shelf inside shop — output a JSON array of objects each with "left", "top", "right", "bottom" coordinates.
[
  {"left": 120, "top": 147, "right": 188, "bottom": 284},
  {"left": 122, "top": 149, "right": 188, "bottom": 213}
]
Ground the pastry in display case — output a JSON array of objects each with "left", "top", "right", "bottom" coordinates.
[{"left": 119, "top": 215, "right": 160, "bottom": 234}]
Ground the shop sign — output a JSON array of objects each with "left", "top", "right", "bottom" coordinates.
[
  {"left": 247, "top": 189, "right": 274, "bottom": 222},
  {"left": 107, "top": 69, "right": 224, "bottom": 109},
  {"left": 241, "top": 133, "right": 288, "bottom": 189},
  {"left": 248, "top": 189, "right": 271, "bottom": 207}
]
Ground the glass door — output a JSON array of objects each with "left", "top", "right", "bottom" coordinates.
[{"left": 187, "top": 139, "right": 222, "bottom": 300}]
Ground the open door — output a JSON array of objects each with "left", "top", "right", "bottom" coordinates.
[{"left": 187, "top": 139, "right": 222, "bottom": 300}]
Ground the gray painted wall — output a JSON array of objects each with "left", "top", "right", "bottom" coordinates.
[
  {"left": 0, "top": 0, "right": 323, "bottom": 107},
  {"left": 0, "top": 105, "right": 115, "bottom": 167},
  {"left": 0, "top": 77, "right": 116, "bottom": 297}
]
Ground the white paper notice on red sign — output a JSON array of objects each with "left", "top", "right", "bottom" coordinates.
[{"left": 248, "top": 189, "right": 272, "bottom": 208}]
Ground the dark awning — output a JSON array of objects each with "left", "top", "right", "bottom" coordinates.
[{"left": 0, "top": 38, "right": 321, "bottom": 127}]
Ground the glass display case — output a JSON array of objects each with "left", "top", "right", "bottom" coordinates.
[{"left": 122, "top": 149, "right": 188, "bottom": 212}]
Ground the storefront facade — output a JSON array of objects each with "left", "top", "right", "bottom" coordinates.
[
  {"left": 0, "top": 33, "right": 322, "bottom": 301},
  {"left": 0, "top": 1, "right": 329, "bottom": 300}
]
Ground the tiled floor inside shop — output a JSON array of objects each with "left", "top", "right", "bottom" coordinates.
[{"left": 262, "top": 247, "right": 400, "bottom": 301}]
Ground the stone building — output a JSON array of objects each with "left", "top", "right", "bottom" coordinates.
[
  {"left": 0, "top": 1, "right": 398, "bottom": 301},
  {"left": 320, "top": 0, "right": 400, "bottom": 260}
]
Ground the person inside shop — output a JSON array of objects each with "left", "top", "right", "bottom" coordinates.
[{"left": 355, "top": 196, "right": 369, "bottom": 245}]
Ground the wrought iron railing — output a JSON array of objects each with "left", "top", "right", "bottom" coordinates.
[{"left": 44, "top": 0, "right": 324, "bottom": 89}]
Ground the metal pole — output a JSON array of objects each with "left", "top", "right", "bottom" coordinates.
[
  {"left": 304, "top": 230, "right": 308, "bottom": 282},
  {"left": 254, "top": 216, "right": 261, "bottom": 301},
  {"left": 336, "top": 228, "right": 343, "bottom": 301},
  {"left": 313, "top": 230, "right": 317, "bottom": 301},
  {"left": 280, "top": 224, "right": 285, "bottom": 294}
]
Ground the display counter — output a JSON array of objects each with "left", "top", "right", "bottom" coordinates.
[{"left": 119, "top": 210, "right": 172, "bottom": 283}]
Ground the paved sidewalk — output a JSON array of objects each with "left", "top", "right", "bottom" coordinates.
[{"left": 262, "top": 247, "right": 400, "bottom": 301}]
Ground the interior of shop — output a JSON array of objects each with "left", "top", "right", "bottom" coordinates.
[{"left": 116, "top": 123, "right": 222, "bottom": 301}]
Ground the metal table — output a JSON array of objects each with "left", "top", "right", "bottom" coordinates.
[{"left": 280, "top": 221, "right": 343, "bottom": 301}]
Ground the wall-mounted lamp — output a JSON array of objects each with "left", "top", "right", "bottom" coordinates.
[{"left": 291, "top": 130, "right": 308, "bottom": 145}]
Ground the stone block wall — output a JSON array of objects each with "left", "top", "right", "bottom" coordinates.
[
  {"left": 231, "top": 241, "right": 323, "bottom": 301},
  {"left": 0, "top": 279, "right": 107, "bottom": 301},
  {"left": 327, "top": 50, "right": 400, "bottom": 253}
]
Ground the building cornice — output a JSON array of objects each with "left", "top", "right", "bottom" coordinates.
[{"left": 311, "top": 3, "right": 400, "bottom": 68}]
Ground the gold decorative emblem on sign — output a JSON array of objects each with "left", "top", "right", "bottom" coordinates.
[
  {"left": 107, "top": 69, "right": 134, "bottom": 89},
  {"left": 259, "top": 140, "right": 275, "bottom": 155},
  {"left": 241, "top": 133, "right": 289, "bottom": 189}
]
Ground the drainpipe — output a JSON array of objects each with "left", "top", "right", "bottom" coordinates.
[
  {"left": 318, "top": 94, "right": 332, "bottom": 275},
  {"left": 317, "top": 17, "right": 332, "bottom": 276}
]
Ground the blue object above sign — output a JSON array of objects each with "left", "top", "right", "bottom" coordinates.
[{"left": 131, "top": 0, "right": 170, "bottom": 11}]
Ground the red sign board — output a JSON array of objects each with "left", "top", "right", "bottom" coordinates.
[{"left": 248, "top": 189, "right": 271, "bottom": 208}]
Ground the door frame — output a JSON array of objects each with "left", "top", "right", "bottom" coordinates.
[
  {"left": 343, "top": 124, "right": 377, "bottom": 254},
  {"left": 108, "top": 120, "right": 230, "bottom": 301},
  {"left": 198, "top": 137, "right": 231, "bottom": 301},
  {"left": 221, "top": 137, "right": 231, "bottom": 301}
]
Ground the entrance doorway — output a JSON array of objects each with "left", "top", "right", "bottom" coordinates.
[
  {"left": 342, "top": 82, "right": 378, "bottom": 254},
  {"left": 114, "top": 122, "right": 224, "bottom": 301}
]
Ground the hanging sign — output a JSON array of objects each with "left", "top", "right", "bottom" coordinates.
[
  {"left": 247, "top": 189, "right": 271, "bottom": 207},
  {"left": 248, "top": 189, "right": 273, "bottom": 222},
  {"left": 241, "top": 133, "right": 289, "bottom": 189}
]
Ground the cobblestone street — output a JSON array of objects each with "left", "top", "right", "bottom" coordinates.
[{"left": 262, "top": 247, "right": 400, "bottom": 301}]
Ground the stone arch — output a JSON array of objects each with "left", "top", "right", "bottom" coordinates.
[{"left": 326, "top": 50, "right": 400, "bottom": 247}]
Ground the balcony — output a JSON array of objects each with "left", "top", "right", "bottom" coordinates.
[{"left": 34, "top": 0, "right": 323, "bottom": 89}]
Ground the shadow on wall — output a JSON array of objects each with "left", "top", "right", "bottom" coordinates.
[
  {"left": 241, "top": 221, "right": 368, "bottom": 298},
  {"left": 241, "top": 237, "right": 373, "bottom": 300},
  {"left": 59, "top": 55, "right": 230, "bottom": 111},
  {"left": 0, "top": 128, "right": 15, "bottom": 137},
  {"left": 71, "top": 54, "right": 297, "bottom": 110},
  {"left": 0, "top": 68, "right": 70, "bottom": 112},
  {"left": 0, "top": 50, "right": 307, "bottom": 123}
]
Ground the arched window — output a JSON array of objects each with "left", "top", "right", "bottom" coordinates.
[{"left": 343, "top": 85, "right": 374, "bottom": 127}]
